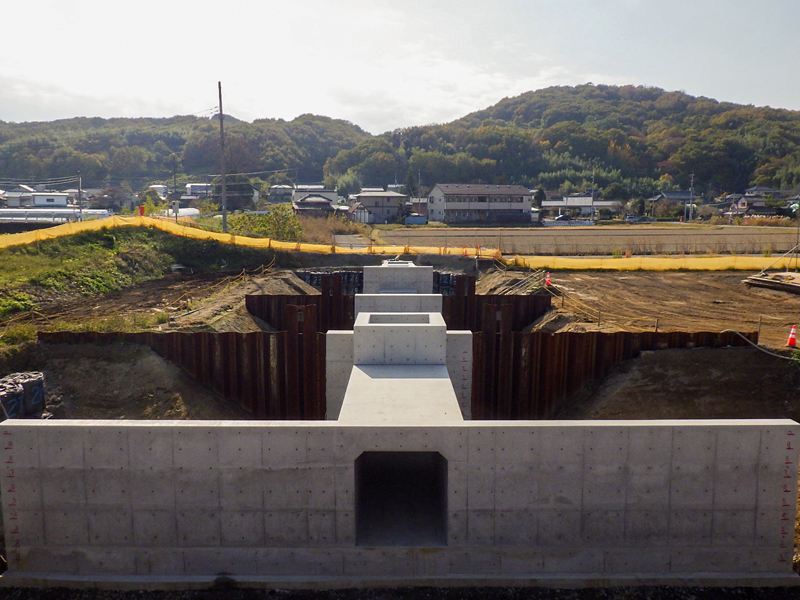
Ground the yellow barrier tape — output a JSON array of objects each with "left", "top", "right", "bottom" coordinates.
[{"left": 0, "top": 216, "right": 796, "bottom": 270}]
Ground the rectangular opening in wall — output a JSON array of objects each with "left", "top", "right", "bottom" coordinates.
[{"left": 355, "top": 451, "right": 447, "bottom": 546}]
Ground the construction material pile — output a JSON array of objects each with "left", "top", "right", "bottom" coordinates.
[{"left": 0, "top": 371, "right": 45, "bottom": 418}]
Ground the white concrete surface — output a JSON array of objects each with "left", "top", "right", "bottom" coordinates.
[
  {"left": 362, "top": 262, "right": 433, "bottom": 294},
  {"left": 337, "top": 365, "right": 464, "bottom": 424},
  {"left": 2, "top": 420, "right": 798, "bottom": 583},
  {"left": 355, "top": 294, "right": 442, "bottom": 315},
  {"left": 353, "top": 312, "right": 447, "bottom": 366}
]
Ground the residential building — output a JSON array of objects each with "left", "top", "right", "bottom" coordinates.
[
  {"left": 427, "top": 183, "right": 532, "bottom": 224},
  {"left": 350, "top": 190, "right": 407, "bottom": 224},
  {"left": 541, "top": 195, "right": 621, "bottom": 217},
  {"left": 292, "top": 185, "right": 337, "bottom": 205},
  {"left": 268, "top": 185, "right": 293, "bottom": 204},
  {"left": 292, "top": 193, "right": 335, "bottom": 217},
  {"left": 5, "top": 185, "right": 36, "bottom": 208}
]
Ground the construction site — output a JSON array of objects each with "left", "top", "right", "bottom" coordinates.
[{"left": 2, "top": 220, "right": 800, "bottom": 598}]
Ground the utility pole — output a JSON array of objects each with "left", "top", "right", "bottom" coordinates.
[
  {"left": 77, "top": 171, "right": 82, "bottom": 218},
  {"left": 218, "top": 81, "right": 227, "bottom": 233},
  {"left": 689, "top": 173, "right": 695, "bottom": 221}
]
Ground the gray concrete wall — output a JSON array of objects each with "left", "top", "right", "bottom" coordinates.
[
  {"left": 325, "top": 330, "right": 472, "bottom": 420},
  {"left": 3, "top": 419, "right": 798, "bottom": 582},
  {"left": 355, "top": 294, "right": 442, "bottom": 315},
  {"left": 362, "top": 263, "right": 433, "bottom": 294}
]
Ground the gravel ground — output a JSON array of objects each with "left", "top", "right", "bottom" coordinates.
[{"left": 3, "top": 587, "right": 800, "bottom": 600}]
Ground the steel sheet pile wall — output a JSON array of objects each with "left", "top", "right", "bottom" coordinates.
[
  {"left": 472, "top": 329, "right": 760, "bottom": 420},
  {"left": 38, "top": 309, "right": 325, "bottom": 420}
]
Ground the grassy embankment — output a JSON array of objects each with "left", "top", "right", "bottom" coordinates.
[{"left": 0, "top": 226, "right": 282, "bottom": 348}]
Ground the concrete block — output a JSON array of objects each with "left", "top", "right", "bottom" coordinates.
[
  {"left": 308, "top": 510, "right": 336, "bottom": 546},
  {"left": 88, "top": 510, "right": 133, "bottom": 545},
  {"left": 711, "top": 509, "right": 755, "bottom": 545},
  {"left": 10, "top": 510, "right": 45, "bottom": 546},
  {"left": 362, "top": 263, "right": 433, "bottom": 294},
  {"left": 264, "top": 509, "right": 308, "bottom": 545},
  {"left": 335, "top": 510, "right": 355, "bottom": 545},
  {"left": 263, "top": 466, "right": 309, "bottom": 509},
  {"left": 494, "top": 509, "right": 536, "bottom": 546},
  {"left": 583, "top": 426, "right": 628, "bottom": 465},
  {"left": 332, "top": 464, "right": 354, "bottom": 510},
  {"left": 44, "top": 509, "right": 88, "bottom": 546},
  {"left": 77, "top": 548, "right": 136, "bottom": 575},
  {"left": 582, "top": 464, "right": 626, "bottom": 510},
  {"left": 38, "top": 427, "right": 83, "bottom": 468},
  {"left": 262, "top": 429, "right": 307, "bottom": 464},
  {"left": 308, "top": 466, "right": 336, "bottom": 509},
  {"left": 672, "top": 425, "right": 717, "bottom": 467},
  {"left": 541, "top": 547, "right": 604, "bottom": 574},
  {"left": 306, "top": 427, "right": 336, "bottom": 465},
  {"left": 624, "top": 509, "right": 670, "bottom": 546},
  {"left": 132, "top": 510, "right": 178, "bottom": 546},
  {"left": 173, "top": 427, "right": 218, "bottom": 469},
  {"left": 494, "top": 465, "right": 537, "bottom": 510},
  {"left": 290, "top": 548, "right": 345, "bottom": 576},
  {"left": 84, "top": 426, "right": 129, "bottom": 468},
  {"left": 448, "top": 462, "right": 468, "bottom": 511},
  {"left": 494, "top": 427, "right": 539, "bottom": 465},
  {"left": 467, "top": 465, "right": 495, "bottom": 509},
  {"left": 626, "top": 463, "right": 670, "bottom": 509},
  {"left": 540, "top": 427, "right": 584, "bottom": 465},
  {"left": 755, "top": 509, "right": 792, "bottom": 545},
  {"left": 537, "top": 510, "right": 581, "bottom": 546},
  {"left": 5, "top": 430, "right": 40, "bottom": 468},
  {"left": 175, "top": 468, "right": 220, "bottom": 508},
  {"left": 8, "top": 470, "right": 43, "bottom": 511},
  {"left": 177, "top": 509, "right": 221, "bottom": 546},
  {"left": 604, "top": 548, "right": 671, "bottom": 573},
  {"left": 219, "top": 469, "right": 263, "bottom": 510},
  {"left": 17, "top": 547, "right": 79, "bottom": 574},
  {"left": 467, "top": 509, "right": 495, "bottom": 545},
  {"left": 468, "top": 428, "right": 496, "bottom": 465},
  {"left": 220, "top": 510, "right": 265, "bottom": 546},
  {"left": 355, "top": 294, "right": 442, "bottom": 314},
  {"left": 344, "top": 548, "right": 417, "bottom": 576},
  {"left": 127, "top": 426, "right": 173, "bottom": 469},
  {"left": 670, "top": 547, "right": 784, "bottom": 574},
  {"left": 627, "top": 426, "right": 673, "bottom": 464},
  {"left": 183, "top": 548, "right": 257, "bottom": 576},
  {"left": 218, "top": 428, "right": 262, "bottom": 468},
  {"left": 417, "top": 548, "right": 450, "bottom": 575},
  {"left": 448, "top": 510, "right": 468, "bottom": 546},
  {"left": 500, "top": 549, "right": 545, "bottom": 574},
  {"left": 447, "top": 549, "right": 501, "bottom": 575},
  {"left": 669, "top": 509, "right": 712, "bottom": 545},
  {"left": 40, "top": 468, "right": 86, "bottom": 509},
  {"left": 670, "top": 462, "right": 714, "bottom": 508},
  {"left": 134, "top": 548, "right": 186, "bottom": 575},
  {"left": 128, "top": 469, "right": 176, "bottom": 509},
  {"left": 537, "top": 463, "right": 582, "bottom": 508},
  {"left": 713, "top": 463, "right": 759, "bottom": 509},
  {"left": 717, "top": 426, "right": 761, "bottom": 464},
  {"left": 85, "top": 468, "right": 130, "bottom": 509},
  {"left": 581, "top": 510, "right": 624, "bottom": 545}
]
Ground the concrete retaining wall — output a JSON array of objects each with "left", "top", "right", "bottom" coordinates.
[{"left": 2, "top": 419, "right": 797, "bottom": 583}]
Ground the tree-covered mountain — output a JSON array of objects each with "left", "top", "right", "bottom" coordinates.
[
  {"left": 3, "top": 84, "right": 800, "bottom": 199},
  {"left": 0, "top": 113, "right": 369, "bottom": 190},
  {"left": 323, "top": 85, "right": 800, "bottom": 198}
]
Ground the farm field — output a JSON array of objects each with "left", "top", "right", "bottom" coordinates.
[{"left": 380, "top": 224, "right": 800, "bottom": 256}]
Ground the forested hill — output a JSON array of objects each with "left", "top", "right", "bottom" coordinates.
[
  {"left": 325, "top": 85, "right": 800, "bottom": 199},
  {"left": 3, "top": 84, "right": 800, "bottom": 199},
  {"left": 0, "top": 113, "right": 369, "bottom": 190}
]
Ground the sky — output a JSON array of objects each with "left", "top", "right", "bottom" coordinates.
[{"left": 3, "top": 0, "right": 800, "bottom": 134}]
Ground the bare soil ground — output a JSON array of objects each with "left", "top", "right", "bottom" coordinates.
[{"left": 480, "top": 269, "right": 800, "bottom": 349}]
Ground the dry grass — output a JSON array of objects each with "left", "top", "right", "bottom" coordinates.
[{"left": 297, "top": 215, "right": 368, "bottom": 244}]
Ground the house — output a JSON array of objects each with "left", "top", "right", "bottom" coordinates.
[
  {"left": 31, "top": 192, "right": 69, "bottom": 207},
  {"left": 292, "top": 185, "right": 337, "bottom": 205},
  {"left": 348, "top": 202, "right": 371, "bottom": 223},
  {"left": 268, "top": 185, "right": 293, "bottom": 204},
  {"left": 292, "top": 193, "right": 334, "bottom": 217},
  {"left": 350, "top": 190, "right": 407, "bottom": 224},
  {"left": 409, "top": 197, "right": 428, "bottom": 217},
  {"left": 4, "top": 185, "right": 36, "bottom": 207},
  {"left": 541, "top": 195, "right": 621, "bottom": 217},
  {"left": 745, "top": 185, "right": 776, "bottom": 197},
  {"left": 725, "top": 195, "right": 776, "bottom": 217},
  {"left": 427, "top": 183, "right": 532, "bottom": 224}
]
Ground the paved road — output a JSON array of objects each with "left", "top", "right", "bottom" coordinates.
[{"left": 333, "top": 234, "right": 371, "bottom": 249}]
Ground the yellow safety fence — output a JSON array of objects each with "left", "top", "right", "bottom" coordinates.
[{"left": 1, "top": 215, "right": 798, "bottom": 271}]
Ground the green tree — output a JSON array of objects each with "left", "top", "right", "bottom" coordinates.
[
  {"left": 533, "top": 188, "right": 546, "bottom": 208},
  {"left": 228, "top": 204, "right": 303, "bottom": 240}
]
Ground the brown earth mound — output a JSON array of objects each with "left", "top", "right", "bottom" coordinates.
[{"left": 36, "top": 343, "right": 252, "bottom": 420}]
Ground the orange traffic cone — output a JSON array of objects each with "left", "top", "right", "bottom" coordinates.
[
  {"left": 787, "top": 325, "right": 797, "bottom": 348},
  {"left": 545, "top": 272, "right": 552, "bottom": 286}
]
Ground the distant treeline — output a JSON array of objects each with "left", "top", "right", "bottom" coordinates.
[{"left": 3, "top": 84, "right": 800, "bottom": 199}]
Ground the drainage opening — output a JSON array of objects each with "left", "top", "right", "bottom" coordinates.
[{"left": 355, "top": 451, "right": 447, "bottom": 547}]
